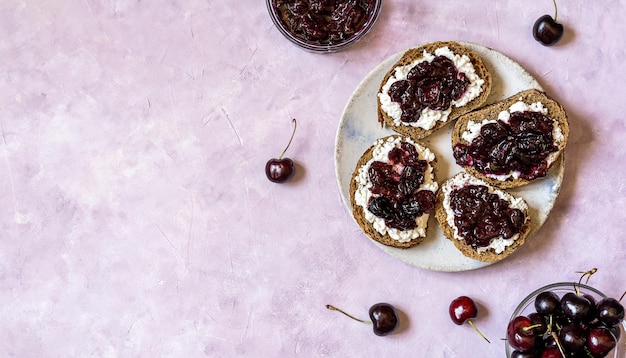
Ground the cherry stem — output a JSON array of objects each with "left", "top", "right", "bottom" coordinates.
[
  {"left": 619, "top": 291, "right": 626, "bottom": 302},
  {"left": 467, "top": 319, "right": 490, "bottom": 343},
  {"left": 522, "top": 323, "right": 543, "bottom": 333},
  {"left": 575, "top": 268, "right": 597, "bottom": 296},
  {"left": 326, "top": 304, "right": 372, "bottom": 325},
  {"left": 551, "top": 331, "right": 567, "bottom": 358},
  {"left": 552, "top": 0, "right": 558, "bottom": 21},
  {"left": 278, "top": 118, "right": 297, "bottom": 160}
]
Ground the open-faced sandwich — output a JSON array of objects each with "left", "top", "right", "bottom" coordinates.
[
  {"left": 452, "top": 88, "right": 569, "bottom": 188},
  {"left": 435, "top": 172, "right": 531, "bottom": 262},
  {"left": 377, "top": 41, "right": 492, "bottom": 139},
  {"left": 350, "top": 135, "right": 438, "bottom": 248}
]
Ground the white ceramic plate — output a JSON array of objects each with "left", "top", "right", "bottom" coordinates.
[{"left": 334, "top": 42, "right": 564, "bottom": 272}]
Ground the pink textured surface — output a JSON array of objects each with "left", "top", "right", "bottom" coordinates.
[{"left": 1, "top": 1, "right": 625, "bottom": 357}]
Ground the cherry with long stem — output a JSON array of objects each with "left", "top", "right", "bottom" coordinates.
[
  {"left": 265, "top": 118, "right": 297, "bottom": 183},
  {"left": 326, "top": 303, "right": 399, "bottom": 336}
]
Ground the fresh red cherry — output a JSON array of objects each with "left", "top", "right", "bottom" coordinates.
[
  {"left": 369, "top": 303, "right": 400, "bottom": 336},
  {"left": 507, "top": 316, "right": 539, "bottom": 352},
  {"left": 326, "top": 303, "right": 399, "bottom": 336},
  {"left": 265, "top": 118, "right": 297, "bottom": 183},
  {"left": 449, "top": 296, "right": 490, "bottom": 343},
  {"left": 533, "top": 0, "right": 564, "bottom": 46},
  {"left": 596, "top": 297, "right": 625, "bottom": 327},
  {"left": 540, "top": 346, "right": 562, "bottom": 358},
  {"left": 587, "top": 326, "right": 617, "bottom": 357}
]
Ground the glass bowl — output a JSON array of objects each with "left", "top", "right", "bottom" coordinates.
[
  {"left": 266, "top": 0, "right": 383, "bottom": 53},
  {"left": 506, "top": 282, "right": 625, "bottom": 357}
]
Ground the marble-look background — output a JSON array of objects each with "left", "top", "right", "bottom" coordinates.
[{"left": 1, "top": 0, "right": 625, "bottom": 357}]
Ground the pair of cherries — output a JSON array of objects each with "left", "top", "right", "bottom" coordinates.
[{"left": 325, "top": 295, "right": 489, "bottom": 341}]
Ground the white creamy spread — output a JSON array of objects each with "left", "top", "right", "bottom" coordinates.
[
  {"left": 378, "top": 46, "right": 486, "bottom": 130},
  {"left": 461, "top": 99, "right": 564, "bottom": 181},
  {"left": 354, "top": 136, "right": 438, "bottom": 243},
  {"left": 442, "top": 172, "right": 528, "bottom": 254}
]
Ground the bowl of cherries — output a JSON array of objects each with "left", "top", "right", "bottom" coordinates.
[
  {"left": 506, "top": 279, "right": 625, "bottom": 358},
  {"left": 266, "top": 0, "right": 383, "bottom": 53}
]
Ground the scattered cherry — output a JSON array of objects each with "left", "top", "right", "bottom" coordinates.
[
  {"left": 449, "top": 296, "right": 490, "bottom": 343},
  {"left": 326, "top": 303, "right": 399, "bottom": 336},
  {"left": 265, "top": 118, "right": 297, "bottom": 183},
  {"left": 369, "top": 303, "right": 400, "bottom": 336},
  {"left": 533, "top": 0, "right": 564, "bottom": 46}
]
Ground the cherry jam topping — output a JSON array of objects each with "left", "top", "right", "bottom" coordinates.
[
  {"left": 453, "top": 111, "right": 558, "bottom": 180},
  {"left": 366, "top": 142, "right": 436, "bottom": 231},
  {"left": 272, "top": 0, "right": 374, "bottom": 45},
  {"left": 449, "top": 185, "right": 525, "bottom": 249},
  {"left": 387, "top": 56, "right": 470, "bottom": 123}
]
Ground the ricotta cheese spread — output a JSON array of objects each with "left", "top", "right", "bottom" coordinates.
[
  {"left": 353, "top": 136, "right": 438, "bottom": 243},
  {"left": 378, "top": 46, "right": 486, "bottom": 130},
  {"left": 441, "top": 172, "right": 528, "bottom": 254},
  {"left": 461, "top": 99, "right": 564, "bottom": 181}
]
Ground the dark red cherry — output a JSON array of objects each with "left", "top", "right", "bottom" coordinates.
[
  {"left": 533, "top": 15, "right": 564, "bottom": 46},
  {"left": 450, "top": 295, "right": 478, "bottom": 325},
  {"left": 532, "top": 0, "right": 564, "bottom": 46},
  {"left": 507, "top": 316, "right": 538, "bottom": 353},
  {"left": 540, "top": 347, "right": 562, "bottom": 358},
  {"left": 449, "top": 296, "right": 490, "bottom": 342},
  {"left": 369, "top": 303, "right": 400, "bottom": 336},
  {"left": 265, "top": 119, "right": 297, "bottom": 183},
  {"left": 265, "top": 158, "right": 294, "bottom": 183},
  {"left": 559, "top": 322, "right": 587, "bottom": 353},
  {"left": 596, "top": 297, "right": 625, "bottom": 327},
  {"left": 511, "top": 350, "right": 540, "bottom": 358},
  {"left": 587, "top": 326, "right": 617, "bottom": 357},
  {"left": 326, "top": 303, "right": 399, "bottom": 337},
  {"left": 535, "top": 291, "right": 561, "bottom": 315},
  {"left": 560, "top": 292, "right": 592, "bottom": 321}
]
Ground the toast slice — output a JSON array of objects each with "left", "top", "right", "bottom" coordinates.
[
  {"left": 452, "top": 89, "right": 569, "bottom": 188},
  {"left": 350, "top": 135, "right": 438, "bottom": 248},
  {"left": 377, "top": 41, "right": 492, "bottom": 140},
  {"left": 435, "top": 172, "right": 531, "bottom": 263}
]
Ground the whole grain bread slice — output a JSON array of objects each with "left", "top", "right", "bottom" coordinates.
[
  {"left": 435, "top": 172, "right": 532, "bottom": 263},
  {"left": 377, "top": 41, "right": 492, "bottom": 140},
  {"left": 350, "top": 135, "right": 438, "bottom": 249},
  {"left": 451, "top": 88, "right": 569, "bottom": 189}
]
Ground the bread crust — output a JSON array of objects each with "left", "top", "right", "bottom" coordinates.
[
  {"left": 451, "top": 88, "right": 569, "bottom": 189},
  {"left": 377, "top": 41, "right": 492, "bottom": 140},
  {"left": 435, "top": 172, "right": 532, "bottom": 263},
  {"left": 349, "top": 135, "right": 438, "bottom": 249}
]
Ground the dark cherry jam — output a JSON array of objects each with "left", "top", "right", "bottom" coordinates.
[
  {"left": 388, "top": 56, "right": 470, "bottom": 123},
  {"left": 453, "top": 110, "right": 558, "bottom": 180},
  {"left": 449, "top": 184, "right": 525, "bottom": 249},
  {"left": 272, "top": 0, "right": 375, "bottom": 45},
  {"left": 366, "top": 142, "right": 436, "bottom": 231}
]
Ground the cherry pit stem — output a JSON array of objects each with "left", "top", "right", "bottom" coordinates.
[
  {"left": 278, "top": 118, "right": 297, "bottom": 160},
  {"left": 551, "top": 331, "right": 567, "bottom": 358},
  {"left": 551, "top": 0, "right": 558, "bottom": 22},
  {"left": 522, "top": 323, "right": 543, "bottom": 333},
  {"left": 326, "top": 304, "right": 372, "bottom": 324},
  {"left": 575, "top": 268, "right": 597, "bottom": 295},
  {"left": 467, "top": 319, "right": 490, "bottom": 343}
]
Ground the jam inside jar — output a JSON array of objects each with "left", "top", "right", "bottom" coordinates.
[{"left": 271, "top": 0, "right": 378, "bottom": 48}]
